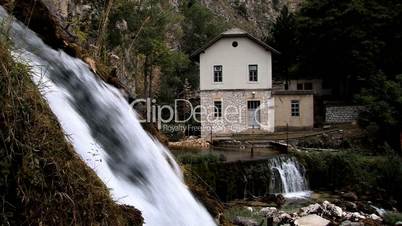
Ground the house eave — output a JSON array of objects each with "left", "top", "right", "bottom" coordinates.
[
  {"left": 190, "top": 33, "right": 280, "bottom": 62},
  {"left": 272, "top": 90, "right": 314, "bottom": 95}
]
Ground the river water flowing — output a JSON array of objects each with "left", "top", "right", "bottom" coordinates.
[{"left": 0, "top": 6, "right": 215, "bottom": 226}]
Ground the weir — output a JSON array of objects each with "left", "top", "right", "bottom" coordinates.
[{"left": 268, "top": 155, "right": 310, "bottom": 198}]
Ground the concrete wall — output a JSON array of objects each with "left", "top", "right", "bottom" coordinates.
[
  {"left": 200, "top": 90, "right": 274, "bottom": 138},
  {"left": 325, "top": 106, "right": 363, "bottom": 123},
  {"left": 274, "top": 94, "right": 314, "bottom": 130},
  {"left": 199, "top": 37, "right": 272, "bottom": 90}
]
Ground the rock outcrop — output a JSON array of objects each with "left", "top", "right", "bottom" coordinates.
[
  {"left": 199, "top": 0, "right": 303, "bottom": 38},
  {"left": 256, "top": 200, "right": 384, "bottom": 225}
]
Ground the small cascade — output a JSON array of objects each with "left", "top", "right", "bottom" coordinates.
[
  {"left": 268, "top": 155, "right": 310, "bottom": 198},
  {"left": 0, "top": 6, "right": 215, "bottom": 226}
]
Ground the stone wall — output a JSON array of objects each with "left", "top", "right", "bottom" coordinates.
[
  {"left": 325, "top": 106, "right": 363, "bottom": 124},
  {"left": 200, "top": 90, "right": 274, "bottom": 138}
]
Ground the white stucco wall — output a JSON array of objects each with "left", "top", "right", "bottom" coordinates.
[{"left": 199, "top": 37, "right": 272, "bottom": 90}]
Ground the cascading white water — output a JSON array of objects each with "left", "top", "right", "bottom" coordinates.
[
  {"left": 268, "top": 155, "right": 310, "bottom": 198},
  {"left": 0, "top": 7, "right": 215, "bottom": 226}
]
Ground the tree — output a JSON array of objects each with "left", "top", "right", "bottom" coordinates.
[
  {"left": 108, "top": 0, "right": 181, "bottom": 98},
  {"left": 157, "top": 51, "right": 190, "bottom": 104},
  {"left": 268, "top": 0, "right": 402, "bottom": 151},
  {"left": 269, "top": 0, "right": 402, "bottom": 99},
  {"left": 357, "top": 73, "right": 402, "bottom": 153},
  {"left": 179, "top": 0, "right": 227, "bottom": 55},
  {"left": 266, "top": 6, "right": 297, "bottom": 80}
]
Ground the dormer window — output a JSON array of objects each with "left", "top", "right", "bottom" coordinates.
[
  {"left": 214, "top": 65, "right": 223, "bottom": 82},
  {"left": 249, "top": 65, "right": 258, "bottom": 82}
]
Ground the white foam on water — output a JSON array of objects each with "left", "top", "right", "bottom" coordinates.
[{"left": 269, "top": 155, "right": 311, "bottom": 198}]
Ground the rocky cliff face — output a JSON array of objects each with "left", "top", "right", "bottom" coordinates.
[
  {"left": 198, "top": 0, "right": 302, "bottom": 38},
  {"left": 41, "top": 0, "right": 302, "bottom": 40}
]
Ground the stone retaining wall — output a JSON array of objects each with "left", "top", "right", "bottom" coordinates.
[{"left": 325, "top": 106, "right": 364, "bottom": 123}]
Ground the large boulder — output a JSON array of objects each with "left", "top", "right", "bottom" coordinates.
[
  {"left": 294, "top": 214, "right": 330, "bottom": 226},
  {"left": 322, "top": 200, "right": 343, "bottom": 218}
]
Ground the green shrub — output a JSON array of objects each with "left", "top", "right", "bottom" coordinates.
[
  {"left": 383, "top": 212, "right": 402, "bottom": 225},
  {"left": 185, "top": 160, "right": 273, "bottom": 202},
  {"left": 294, "top": 151, "right": 402, "bottom": 209},
  {"left": 177, "top": 152, "right": 222, "bottom": 165}
]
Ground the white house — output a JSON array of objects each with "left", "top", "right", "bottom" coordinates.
[{"left": 192, "top": 28, "right": 314, "bottom": 138}]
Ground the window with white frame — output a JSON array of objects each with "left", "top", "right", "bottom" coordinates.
[
  {"left": 291, "top": 100, "right": 300, "bottom": 116},
  {"left": 213, "top": 65, "right": 223, "bottom": 82},
  {"left": 214, "top": 101, "right": 222, "bottom": 118},
  {"left": 249, "top": 64, "right": 258, "bottom": 82}
]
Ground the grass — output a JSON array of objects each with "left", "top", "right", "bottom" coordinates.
[
  {"left": 0, "top": 36, "right": 142, "bottom": 225},
  {"left": 176, "top": 152, "right": 225, "bottom": 165}
]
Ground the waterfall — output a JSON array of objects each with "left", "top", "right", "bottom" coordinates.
[
  {"left": 0, "top": 7, "right": 215, "bottom": 226},
  {"left": 268, "top": 155, "right": 310, "bottom": 198}
]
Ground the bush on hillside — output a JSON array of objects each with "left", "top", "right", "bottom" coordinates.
[{"left": 295, "top": 151, "right": 402, "bottom": 209}]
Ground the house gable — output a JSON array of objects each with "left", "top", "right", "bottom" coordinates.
[
  {"left": 199, "top": 36, "right": 273, "bottom": 91},
  {"left": 191, "top": 28, "right": 280, "bottom": 61}
]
